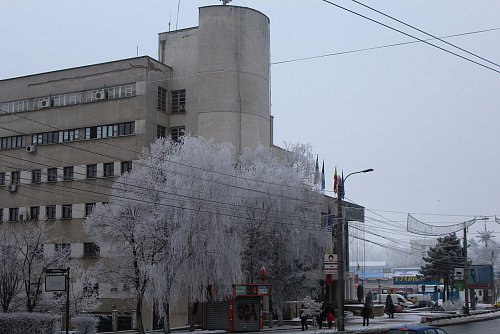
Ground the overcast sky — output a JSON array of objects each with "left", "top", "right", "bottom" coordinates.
[{"left": 1, "top": 0, "right": 499, "bottom": 248}]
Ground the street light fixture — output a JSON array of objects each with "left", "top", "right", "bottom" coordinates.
[{"left": 335, "top": 168, "right": 373, "bottom": 331}]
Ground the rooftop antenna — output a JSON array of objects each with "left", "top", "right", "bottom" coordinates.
[
  {"left": 168, "top": 10, "right": 171, "bottom": 32},
  {"left": 221, "top": 0, "right": 232, "bottom": 5},
  {"left": 176, "top": 0, "right": 181, "bottom": 30}
]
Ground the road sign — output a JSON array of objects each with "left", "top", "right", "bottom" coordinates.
[{"left": 324, "top": 254, "right": 338, "bottom": 263}]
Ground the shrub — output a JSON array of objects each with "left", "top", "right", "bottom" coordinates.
[
  {"left": 73, "top": 314, "right": 99, "bottom": 334},
  {"left": 0, "top": 312, "right": 60, "bottom": 334}
]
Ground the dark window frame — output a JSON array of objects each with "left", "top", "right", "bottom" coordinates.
[
  {"left": 62, "top": 204, "right": 72, "bottom": 219},
  {"left": 47, "top": 168, "right": 58, "bottom": 182},
  {"left": 103, "top": 163, "right": 114, "bottom": 178},
  {"left": 63, "top": 166, "right": 74, "bottom": 181},
  {"left": 121, "top": 161, "right": 132, "bottom": 174},
  {"left": 46, "top": 205, "right": 56, "bottom": 220},
  {"left": 86, "top": 164, "right": 97, "bottom": 179},
  {"left": 31, "top": 169, "right": 42, "bottom": 183},
  {"left": 171, "top": 89, "right": 186, "bottom": 113}
]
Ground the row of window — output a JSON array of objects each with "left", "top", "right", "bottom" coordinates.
[
  {"left": 1, "top": 83, "right": 136, "bottom": 114},
  {"left": 157, "top": 88, "right": 186, "bottom": 114},
  {"left": 0, "top": 121, "right": 135, "bottom": 151},
  {"left": 30, "top": 121, "right": 135, "bottom": 146},
  {"left": 0, "top": 203, "right": 97, "bottom": 222},
  {"left": 0, "top": 161, "right": 132, "bottom": 186}
]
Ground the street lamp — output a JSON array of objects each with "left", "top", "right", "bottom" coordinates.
[{"left": 336, "top": 168, "right": 373, "bottom": 331}]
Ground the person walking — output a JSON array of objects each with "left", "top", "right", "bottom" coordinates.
[
  {"left": 300, "top": 304, "right": 308, "bottom": 331},
  {"left": 385, "top": 294, "right": 395, "bottom": 318},
  {"left": 361, "top": 292, "right": 373, "bottom": 326},
  {"left": 326, "top": 308, "right": 335, "bottom": 329},
  {"left": 316, "top": 307, "right": 325, "bottom": 329}
]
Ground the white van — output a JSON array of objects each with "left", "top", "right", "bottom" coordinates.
[{"left": 379, "top": 293, "right": 414, "bottom": 308}]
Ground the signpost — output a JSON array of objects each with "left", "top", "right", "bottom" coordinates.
[
  {"left": 46, "top": 268, "right": 70, "bottom": 334},
  {"left": 324, "top": 254, "right": 338, "bottom": 279}
]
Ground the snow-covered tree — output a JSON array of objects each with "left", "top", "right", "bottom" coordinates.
[
  {"left": 238, "top": 145, "right": 325, "bottom": 322},
  {"left": 8, "top": 220, "right": 69, "bottom": 312},
  {"left": 0, "top": 225, "right": 22, "bottom": 312},
  {"left": 84, "top": 162, "right": 168, "bottom": 334},
  {"left": 301, "top": 296, "right": 323, "bottom": 318}
]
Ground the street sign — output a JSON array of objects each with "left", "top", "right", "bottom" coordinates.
[
  {"left": 45, "top": 275, "right": 66, "bottom": 292},
  {"left": 454, "top": 268, "right": 464, "bottom": 280},
  {"left": 324, "top": 254, "right": 337, "bottom": 263}
]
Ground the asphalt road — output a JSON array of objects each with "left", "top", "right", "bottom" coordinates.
[{"left": 444, "top": 317, "right": 500, "bottom": 334}]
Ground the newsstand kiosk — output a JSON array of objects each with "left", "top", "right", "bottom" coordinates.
[{"left": 229, "top": 284, "right": 270, "bottom": 332}]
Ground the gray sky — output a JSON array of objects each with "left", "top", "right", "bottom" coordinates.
[{"left": 1, "top": 0, "right": 499, "bottom": 246}]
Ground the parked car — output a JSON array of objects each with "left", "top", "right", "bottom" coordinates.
[
  {"left": 379, "top": 293, "right": 414, "bottom": 308},
  {"left": 493, "top": 300, "right": 500, "bottom": 309},
  {"left": 387, "top": 325, "right": 449, "bottom": 334}
]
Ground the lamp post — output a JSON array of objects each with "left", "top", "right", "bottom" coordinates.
[{"left": 335, "top": 168, "right": 373, "bottom": 331}]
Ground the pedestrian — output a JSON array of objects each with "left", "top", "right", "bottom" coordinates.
[
  {"left": 316, "top": 308, "right": 324, "bottom": 329},
  {"left": 361, "top": 304, "right": 370, "bottom": 326},
  {"left": 366, "top": 291, "right": 374, "bottom": 319},
  {"left": 300, "top": 304, "right": 308, "bottom": 331},
  {"left": 385, "top": 294, "right": 395, "bottom": 318},
  {"left": 326, "top": 309, "right": 335, "bottom": 329}
]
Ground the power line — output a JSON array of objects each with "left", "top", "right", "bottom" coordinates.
[
  {"left": 348, "top": 0, "right": 500, "bottom": 69},
  {"left": 320, "top": 0, "right": 500, "bottom": 74}
]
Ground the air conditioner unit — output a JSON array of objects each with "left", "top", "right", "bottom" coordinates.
[
  {"left": 39, "top": 98, "right": 51, "bottom": 108},
  {"left": 25, "top": 145, "right": 36, "bottom": 153},
  {"left": 95, "top": 90, "right": 107, "bottom": 100},
  {"left": 8, "top": 184, "right": 17, "bottom": 192}
]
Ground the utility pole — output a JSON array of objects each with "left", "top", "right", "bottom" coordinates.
[
  {"left": 463, "top": 222, "right": 469, "bottom": 314},
  {"left": 336, "top": 188, "right": 345, "bottom": 331}
]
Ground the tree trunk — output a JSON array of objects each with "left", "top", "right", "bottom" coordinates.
[
  {"left": 163, "top": 302, "right": 171, "bottom": 334},
  {"left": 136, "top": 297, "right": 145, "bottom": 334}
]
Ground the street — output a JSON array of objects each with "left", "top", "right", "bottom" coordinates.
[{"left": 444, "top": 317, "right": 500, "bottom": 334}]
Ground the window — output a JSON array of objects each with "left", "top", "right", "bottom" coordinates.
[
  {"left": 171, "top": 89, "right": 186, "bottom": 113},
  {"left": 86, "top": 164, "right": 97, "bottom": 179},
  {"left": 158, "top": 87, "right": 167, "bottom": 112},
  {"left": 46, "top": 205, "right": 56, "bottom": 220},
  {"left": 0, "top": 209, "right": 3, "bottom": 223},
  {"left": 84, "top": 243, "right": 100, "bottom": 257},
  {"left": 0, "top": 135, "right": 24, "bottom": 150},
  {"left": 156, "top": 125, "right": 166, "bottom": 138},
  {"left": 11, "top": 171, "right": 20, "bottom": 185},
  {"left": 121, "top": 161, "right": 132, "bottom": 174},
  {"left": 62, "top": 205, "right": 72, "bottom": 219},
  {"left": 118, "top": 122, "right": 134, "bottom": 136},
  {"left": 9, "top": 208, "right": 19, "bottom": 222},
  {"left": 0, "top": 172, "right": 5, "bottom": 186},
  {"left": 31, "top": 169, "right": 41, "bottom": 183},
  {"left": 85, "top": 203, "right": 95, "bottom": 217},
  {"left": 103, "top": 163, "right": 114, "bottom": 177},
  {"left": 30, "top": 206, "right": 40, "bottom": 221},
  {"left": 47, "top": 168, "right": 58, "bottom": 182},
  {"left": 63, "top": 166, "right": 74, "bottom": 181},
  {"left": 54, "top": 243, "right": 71, "bottom": 257},
  {"left": 170, "top": 126, "right": 185, "bottom": 143}
]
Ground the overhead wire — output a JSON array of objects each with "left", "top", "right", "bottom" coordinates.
[
  {"left": 348, "top": 0, "right": 500, "bottom": 68},
  {"left": 320, "top": 0, "right": 500, "bottom": 74}
]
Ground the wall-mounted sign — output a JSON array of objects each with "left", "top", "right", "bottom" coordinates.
[{"left": 45, "top": 275, "right": 66, "bottom": 292}]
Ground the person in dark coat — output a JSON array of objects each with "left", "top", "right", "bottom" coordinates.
[
  {"left": 385, "top": 294, "right": 395, "bottom": 318},
  {"left": 316, "top": 307, "right": 325, "bottom": 329},
  {"left": 300, "top": 304, "right": 308, "bottom": 331},
  {"left": 361, "top": 292, "right": 373, "bottom": 326}
]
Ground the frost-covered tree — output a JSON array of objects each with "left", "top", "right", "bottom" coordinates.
[
  {"left": 142, "top": 137, "right": 242, "bottom": 333},
  {"left": 238, "top": 145, "right": 325, "bottom": 322},
  {"left": 84, "top": 163, "right": 169, "bottom": 334},
  {"left": 8, "top": 220, "right": 69, "bottom": 312},
  {"left": 0, "top": 225, "right": 22, "bottom": 312}
]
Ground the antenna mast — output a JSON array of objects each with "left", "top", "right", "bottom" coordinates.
[{"left": 221, "top": 0, "right": 232, "bottom": 5}]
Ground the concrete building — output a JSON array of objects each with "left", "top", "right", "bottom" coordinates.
[
  {"left": 0, "top": 5, "right": 272, "bottom": 331},
  {"left": 0, "top": 4, "right": 363, "bottom": 331}
]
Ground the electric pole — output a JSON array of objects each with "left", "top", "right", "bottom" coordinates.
[{"left": 463, "top": 222, "right": 469, "bottom": 314}]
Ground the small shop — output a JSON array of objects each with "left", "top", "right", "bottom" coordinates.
[{"left": 204, "top": 284, "right": 270, "bottom": 332}]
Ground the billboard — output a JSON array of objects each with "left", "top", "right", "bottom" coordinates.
[{"left": 466, "top": 265, "right": 493, "bottom": 289}]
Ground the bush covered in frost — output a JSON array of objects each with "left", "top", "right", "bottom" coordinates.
[
  {"left": 0, "top": 312, "right": 60, "bottom": 334},
  {"left": 73, "top": 314, "right": 99, "bottom": 334}
]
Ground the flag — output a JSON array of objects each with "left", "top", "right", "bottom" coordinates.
[
  {"left": 340, "top": 170, "right": 345, "bottom": 199},
  {"left": 321, "top": 160, "right": 325, "bottom": 190},
  {"left": 334, "top": 167, "right": 338, "bottom": 194},
  {"left": 314, "top": 155, "right": 319, "bottom": 185}
]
